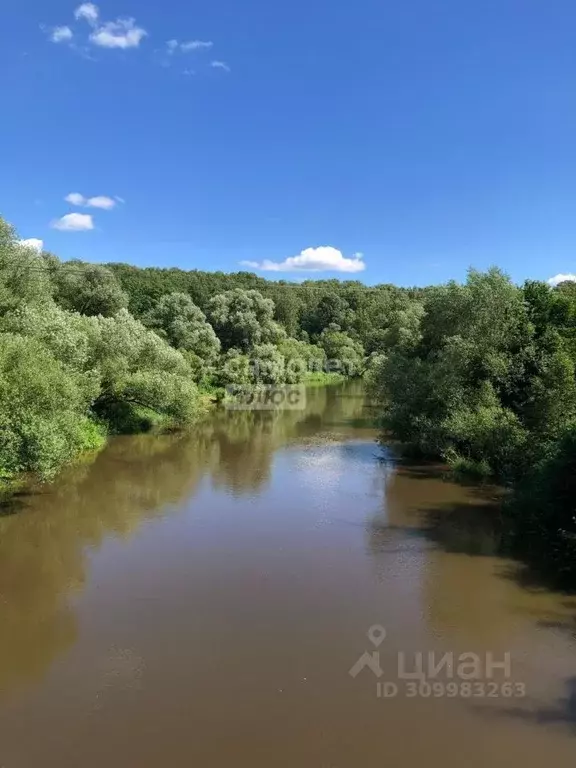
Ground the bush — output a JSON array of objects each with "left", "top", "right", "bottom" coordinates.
[{"left": 0, "top": 334, "right": 98, "bottom": 479}]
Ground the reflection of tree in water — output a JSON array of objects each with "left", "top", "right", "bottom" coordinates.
[
  {"left": 0, "top": 431, "right": 215, "bottom": 696},
  {"left": 366, "top": 461, "right": 576, "bottom": 647},
  {"left": 0, "top": 382, "right": 361, "bottom": 695}
]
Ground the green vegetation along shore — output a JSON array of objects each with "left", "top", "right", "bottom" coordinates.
[{"left": 0, "top": 216, "right": 363, "bottom": 486}]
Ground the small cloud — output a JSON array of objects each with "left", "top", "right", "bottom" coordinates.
[
  {"left": 240, "top": 247, "right": 366, "bottom": 274},
  {"left": 74, "top": 3, "right": 99, "bottom": 24},
  {"left": 115, "top": 195, "right": 126, "bottom": 204},
  {"left": 51, "top": 213, "right": 94, "bottom": 232},
  {"left": 65, "top": 192, "right": 118, "bottom": 209},
  {"left": 90, "top": 18, "right": 147, "bottom": 49},
  {"left": 181, "top": 40, "right": 213, "bottom": 52},
  {"left": 548, "top": 273, "right": 576, "bottom": 287},
  {"left": 86, "top": 195, "right": 116, "bottom": 210},
  {"left": 166, "top": 39, "right": 213, "bottom": 55},
  {"left": 65, "top": 192, "right": 86, "bottom": 206},
  {"left": 211, "top": 60, "right": 230, "bottom": 72},
  {"left": 50, "top": 26, "right": 73, "bottom": 43},
  {"left": 183, "top": 68, "right": 196, "bottom": 76},
  {"left": 18, "top": 238, "right": 44, "bottom": 252}
]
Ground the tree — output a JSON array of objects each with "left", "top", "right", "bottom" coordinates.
[
  {"left": 207, "top": 289, "right": 284, "bottom": 351},
  {"left": 318, "top": 326, "right": 365, "bottom": 376},
  {"left": 277, "top": 337, "right": 326, "bottom": 382},
  {"left": 144, "top": 292, "right": 220, "bottom": 361},
  {"left": 52, "top": 261, "right": 128, "bottom": 317},
  {"left": 0, "top": 217, "right": 52, "bottom": 314},
  {"left": 303, "top": 292, "right": 355, "bottom": 338},
  {"left": 0, "top": 333, "right": 102, "bottom": 479}
]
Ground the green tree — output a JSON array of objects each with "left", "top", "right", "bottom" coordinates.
[
  {"left": 52, "top": 261, "right": 129, "bottom": 317},
  {"left": 207, "top": 289, "right": 284, "bottom": 351},
  {"left": 0, "top": 334, "right": 102, "bottom": 479},
  {"left": 0, "top": 218, "right": 52, "bottom": 313},
  {"left": 144, "top": 292, "right": 220, "bottom": 361},
  {"left": 318, "top": 325, "right": 365, "bottom": 376}
]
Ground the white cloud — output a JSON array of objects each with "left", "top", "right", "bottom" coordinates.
[
  {"left": 50, "top": 26, "right": 73, "bottom": 43},
  {"left": 211, "top": 60, "right": 230, "bottom": 72},
  {"left": 548, "top": 273, "right": 576, "bottom": 287},
  {"left": 166, "top": 39, "right": 213, "bottom": 55},
  {"left": 74, "top": 3, "right": 99, "bottom": 24},
  {"left": 47, "top": 5, "right": 145, "bottom": 54},
  {"left": 65, "top": 192, "right": 118, "bottom": 209},
  {"left": 240, "top": 247, "right": 366, "bottom": 274},
  {"left": 65, "top": 192, "right": 86, "bottom": 206},
  {"left": 86, "top": 195, "right": 116, "bottom": 209},
  {"left": 18, "top": 238, "right": 44, "bottom": 252},
  {"left": 181, "top": 40, "right": 213, "bottom": 52},
  {"left": 90, "top": 18, "right": 147, "bottom": 49},
  {"left": 51, "top": 213, "right": 94, "bottom": 231}
]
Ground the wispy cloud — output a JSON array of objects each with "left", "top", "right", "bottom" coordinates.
[
  {"left": 211, "top": 60, "right": 231, "bottom": 72},
  {"left": 241, "top": 247, "right": 366, "bottom": 274},
  {"left": 50, "top": 26, "right": 73, "bottom": 43},
  {"left": 181, "top": 40, "right": 213, "bottom": 52},
  {"left": 548, "top": 273, "right": 576, "bottom": 287},
  {"left": 65, "top": 192, "right": 119, "bottom": 209},
  {"left": 166, "top": 38, "right": 213, "bottom": 54},
  {"left": 51, "top": 213, "right": 94, "bottom": 231},
  {"left": 18, "top": 238, "right": 44, "bottom": 252}
]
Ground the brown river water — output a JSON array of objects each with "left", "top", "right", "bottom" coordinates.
[{"left": 0, "top": 382, "right": 575, "bottom": 766}]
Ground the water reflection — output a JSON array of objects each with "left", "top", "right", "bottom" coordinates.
[
  {"left": 0, "top": 382, "right": 368, "bottom": 696},
  {"left": 368, "top": 460, "right": 576, "bottom": 650}
]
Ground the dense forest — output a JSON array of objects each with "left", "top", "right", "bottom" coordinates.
[{"left": 2, "top": 214, "right": 576, "bottom": 583}]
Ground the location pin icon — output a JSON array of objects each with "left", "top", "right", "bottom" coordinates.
[{"left": 367, "top": 625, "right": 387, "bottom": 647}]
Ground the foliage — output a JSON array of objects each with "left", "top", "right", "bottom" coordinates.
[
  {"left": 0, "top": 333, "right": 102, "bottom": 479},
  {"left": 51, "top": 260, "right": 129, "bottom": 317},
  {"left": 0, "top": 219, "right": 52, "bottom": 313},
  {"left": 207, "top": 288, "right": 285, "bottom": 351},
  {"left": 143, "top": 291, "right": 220, "bottom": 362},
  {"left": 318, "top": 325, "right": 365, "bottom": 376}
]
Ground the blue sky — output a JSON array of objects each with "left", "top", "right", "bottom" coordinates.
[{"left": 1, "top": 0, "right": 575, "bottom": 286}]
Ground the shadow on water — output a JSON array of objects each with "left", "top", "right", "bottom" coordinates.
[
  {"left": 471, "top": 677, "right": 576, "bottom": 734},
  {"left": 368, "top": 457, "right": 504, "bottom": 558},
  {"left": 368, "top": 457, "right": 576, "bottom": 738},
  {"left": 0, "top": 489, "right": 38, "bottom": 517}
]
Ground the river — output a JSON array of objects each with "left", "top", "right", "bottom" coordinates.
[{"left": 0, "top": 382, "right": 575, "bottom": 766}]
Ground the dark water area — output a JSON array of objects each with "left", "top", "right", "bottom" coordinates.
[{"left": 0, "top": 382, "right": 575, "bottom": 766}]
